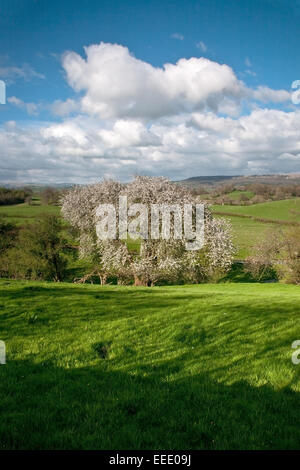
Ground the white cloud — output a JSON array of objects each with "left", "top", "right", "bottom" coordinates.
[
  {"left": 7, "top": 96, "right": 38, "bottom": 115},
  {"left": 252, "top": 86, "right": 291, "bottom": 103},
  {"left": 1, "top": 108, "right": 300, "bottom": 183},
  {"left": 61, "top": 42, "right": 245, "bottom": 119},
  {"left": 171, "top": 33, "right": 184, "bottom": 40},
  {"left": 0, "top": 64, "right": 44, "bottom": 83},
  {"left": 51, "top": 98, "right": 79, "bottom": 116},
  {"left": 278, "top": 152, "right": 300, "bottom": 161},
  {"left": 196, "top": 41, "right": 207, "bottom": 53},
  {"left": 98, "top": 120, "right": 160, "bottom": 148}
]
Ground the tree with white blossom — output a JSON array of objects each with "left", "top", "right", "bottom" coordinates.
[{"left": 61, "top": 176, "right": 235, "bottom": 285}]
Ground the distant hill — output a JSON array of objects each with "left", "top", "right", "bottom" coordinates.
[
  {"left": 178, "top": 174, "right": 300, "bottom": 187},
  {"left": 3, "top": 173, "right": 300, "bottom": 190},
  {"left": 1, "top": 183, "right": 76, "bottom": 191},
  {"left": 177, "top": 175, "right": 239, "bottom": 185}
]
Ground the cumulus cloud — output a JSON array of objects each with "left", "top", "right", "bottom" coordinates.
[
  {"left": 50, "top": 98, "right": 79, "bottom": 116},
  {"left": 0, "top": 42, "right": 297, "bottom": 183},
  {"left": 61, "top": 42, "right": 245, "bottom": 119},
  {"left": 252, "top": 86, "right": 291, "bottom": 103},
  {"left": 1, "top": 108, "right": 300, "bottom": 183}
]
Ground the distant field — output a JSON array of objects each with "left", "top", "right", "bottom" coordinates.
[
  {"left": 0, "top": 202, "right": 60, "bottom": 225},
  {"left": 214, "top": 214, "right": 281, "bottom": 259},
  {"left": 212, "top": 198, "right": 300, "bottom": 258},
  {"left": 1, "top": 280, "right": 300, "bottom": 450},
  {"left": 226, "top": 190, "right": 255, "bottom": 200},
  {"left": 213, "top": 198, "right": 300, "bottom": 222}
]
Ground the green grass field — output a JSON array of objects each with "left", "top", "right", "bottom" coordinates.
[
  {"left": 214, "top": 214, "right": 282, "bottom": 259},
  {"left": 0, "top": 202, "right": 60, "bottom": 225},
  {"left": 213, "top": 198, "right": 300, "bottom": 222},
  {"left": 212, "top": 198, "right": 300, "bottom": 258},
  {"left": 1, "top": 279, "right": 300, "bottom": 449},
  {"left": 226, "top": 190, "right": 255, "bottom": 200}
]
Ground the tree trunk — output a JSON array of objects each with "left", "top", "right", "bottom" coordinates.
[
  {"left": 134, "top": 276, "right": 148, "bottom": 286},
  {"left": 98, "top": 272, "right": 107, "bottom": 285}
]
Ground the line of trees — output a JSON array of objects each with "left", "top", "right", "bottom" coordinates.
[
  {"left": 245, "top": 227, "right": 300, "bottom": 284},
  {"left": 0, "top": 186, "right": 64, "bottom": 207},
  {"left": 40, "top": 187, "right": 62, "bottom": 205},
  {"left": 0, "top": 187, "right": 33, "bottom": 206}
]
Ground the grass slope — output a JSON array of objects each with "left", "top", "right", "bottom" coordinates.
[
  {"left": 1, "top": 280, "right": 300, "bottom": 450},
  {"left": 0, "top": 202, "right": 60, "bottom": 225},
  {"left": 212, "top": 198, "right": 300, "bottom": 258},
  {"left": 213, "top": 198, "right": 300, "bottom": 222},
  {"left": 214, "top": 214, "right": 282, "bottom": 259}
]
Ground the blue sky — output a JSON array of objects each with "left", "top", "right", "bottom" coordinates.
[{"left": 0, "top": 0, "right": 300, "bottom": 183}]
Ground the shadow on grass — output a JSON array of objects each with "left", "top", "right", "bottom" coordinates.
[
  {"left": 0, "top": 283, "right": 220, "bottom": 305},
  {"left": 0, "top": 282, "right": 224, "bottom": 337},
  {"left": 0, "top": 359, "right": 300, "bottom": 450}
]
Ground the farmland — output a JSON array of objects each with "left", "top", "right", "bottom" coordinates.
[
  {"left": 0, "top": 201, "right": 60, "bottom": 225},
  {"left": 212, "top": 198, "right": 300, "bottom": 258},
  {"left": 1, "top": 197, "right": 300, "bottom": 259},
  {"left": 213, "top": 198, "right": 300, "bottom": 222}
]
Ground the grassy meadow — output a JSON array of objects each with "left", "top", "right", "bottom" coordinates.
[
  {"left": 213, "top": 198, "right": 300, "bottom": 222},
  {"left": 212, "top": 198, "right": 300, "bottom": 258},
  {"left": 1, "top": 195, "right": 300, "bottom": 449},
  {"left": 0, "top": 200, "right": 60, "bottom": 225},
  {"left": 1, "top": 280, "right": 300, "bottom": 449}
]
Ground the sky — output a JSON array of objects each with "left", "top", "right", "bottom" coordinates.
[{"left": 0, "top": 0, "right": 300, "bottom": 184}]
